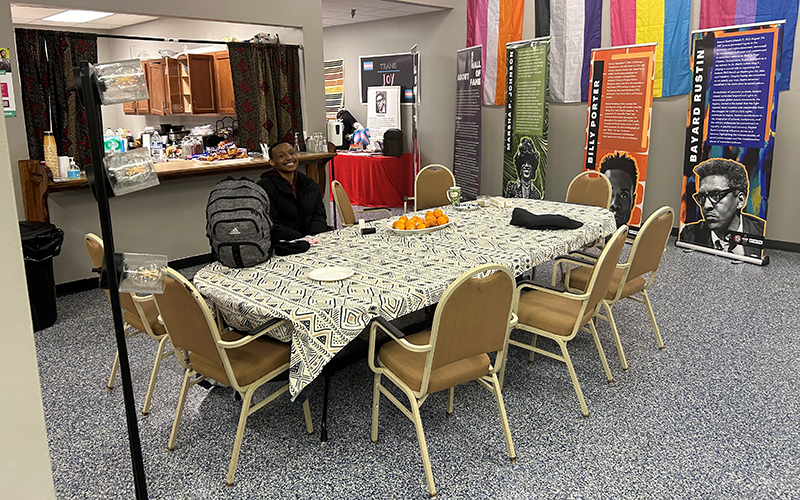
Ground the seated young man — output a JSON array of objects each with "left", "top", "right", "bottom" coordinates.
[{"left": 257, "top": 140, "right": 330, "bottom": 239}]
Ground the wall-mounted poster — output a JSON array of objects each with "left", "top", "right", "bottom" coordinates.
[
  {"left": 0, "top": 47, "right": 16, "bottom": 117},
  {"left": 503, "top": 38, "right": 550, "bottom": 200},
  {"left": 453, "top": 46, "right": 482, "bottom": 200},
  {"left": 583, "top": 43, "right": 656, "bottom": 232},
  {"left": 324, "top": 58, "right": 344, "bottom": 120},
  {"left": 359, "top": 52, "right": 418, "bottom": 105},
  {"left": 366, "top": 86, "right": 400, "bottom": 143},
  {"left": 677, "top": 21, "right": 783, "bottom": 265}
]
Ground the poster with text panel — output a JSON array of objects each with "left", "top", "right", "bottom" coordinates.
[
  {"left": 677, "top": 21, "right": 783, "bottom": 265},
  {"left": 503, "top": 38, "right": 550, "bottom": 200},
  {"left": 583, "top": 43, "right": 655, "bottom": 233},
  {"left": 359, "top": 53, "right": 417, "bottom": 105},
  {"left": 454, "top": 46, "right": 483, "bottom": 200}
]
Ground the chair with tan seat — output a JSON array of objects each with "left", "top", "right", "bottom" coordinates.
[
  {"left": 368, "top": 263, "right": 518, "bottom": 497},
  {"left": 154, "top": 267, "right": 313, "bottom": 487},
  {"left": 506, "top": 225, "right": 628, "bottom": 418},
  {"left": 559, "top": 206, "right": 675, "bottom": 370},
  {"left": 84, "top": 233, "right": 174, "bottom": 416},
  {"left": 404, "top": 164, "right": 456, "bottom": 213},
  {"left": 566, "top": 170, "right": 612, "bottom": 209},
  {"left": 331, "top": 180, "right": 393, "bottom": 227}
]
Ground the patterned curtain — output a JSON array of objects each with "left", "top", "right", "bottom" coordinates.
[
  {"left": 44, "top": 31, "right": 98, "bottom": 167},
  {"left": 227, "top": 42, "right": 304, "bottom": 152},
  {"left": 14, "top": 28, "right": 98, "bottom": 166},
  {"left": 14, "top": 28, "right": 50, "bottom": 162}
]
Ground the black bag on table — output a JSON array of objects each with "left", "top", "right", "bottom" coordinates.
[
  {"left": 382, "top": 128, "right": 403, "bottom": 157},
  {"left": 206, "top": 177, "right": 273, "bottom": 268}
]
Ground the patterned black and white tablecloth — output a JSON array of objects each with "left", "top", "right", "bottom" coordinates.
[{"left": 193, "top": 199, "right": 616, "bottom": 398}]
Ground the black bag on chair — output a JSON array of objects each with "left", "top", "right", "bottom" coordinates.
[{"left": 383, "top": 129, "right": 403, "bottom": 157}]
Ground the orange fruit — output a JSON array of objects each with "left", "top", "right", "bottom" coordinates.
[
  {"left": 433, "top": 209, "right": 444, "bottom": 217},
  {"left": 396, "top": 222, "right": 406, "bottom": 230},
  {"left": 437, "top": 215, "right": 449, "bottom": 225},
  {"left": 415, "top": 221, "right": 426, "bottom": 230},
  {"left": 392, "top": 220, "right": 401, "bottom": 229},
  {"left": 425, "top": 211, "right": 435, "bottom": 219},
  {"left": 398, "top": 216, "right": 408, "bottom": 223}
]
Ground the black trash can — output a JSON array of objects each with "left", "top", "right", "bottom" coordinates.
[{"left": 19, "top": 221, "right": 64, "bottom": 331}]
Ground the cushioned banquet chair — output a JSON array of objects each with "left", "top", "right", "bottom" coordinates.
[
  {"left": 565, "top": 170, "right": 612, "bottom": 209},
  {"left": 404, "top": 164, "right": 456, "bottom": 213},
  {"left": 505, "top": 225, "right": 628, "bottom": 418},
  {"left": 154, "top": 267, "right": 313, "bottom": 487},
  {"left": 368, "top": 263, "right": 518, "bottom": 497},
  {"left": 331, "top": 180, "right": 393, "bottom": 227},
  {"left": 558, "top": 206, "right": 674, "bottom": 370},
  {"left": 84, "top": 233, "right": 174, "bottom": 416}
]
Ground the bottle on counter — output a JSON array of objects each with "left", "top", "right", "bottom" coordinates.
[
  {"left": 150, "top": 131, "right": 164, "bottom": 161},
  {"left": 294, "top": 132, "right": 302, "bottom": 152},
  {"left": 67, "top": 158, "right": 81, "bottom": 179},
  {"left": 142, "top": 126, "right": 154, "bottom": 155},
  {"left": 43, "top": 131, "right": 58, "bottom": 178}
]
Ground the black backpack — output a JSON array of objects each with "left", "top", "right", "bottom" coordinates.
[{"left": 206, "top": 177, "right": 273, "bottom": 268}]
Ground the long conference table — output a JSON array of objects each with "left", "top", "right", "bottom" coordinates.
[{"left": 193, "top": 199, "right": 617, "bottom": 401}]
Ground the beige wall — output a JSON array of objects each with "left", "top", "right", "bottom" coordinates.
[
  {"left": 323, "top": 0, "right": 800, "bottom": 244},
  {"left": 0, "top": 100, "right": 56, "bottom": 498},
  {"left": 2, "top": 0, "right": 327, "bottom": 284}
]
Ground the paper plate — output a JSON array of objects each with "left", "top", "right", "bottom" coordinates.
[{"left": 308, "top": 267, "right": 354, "bottom": 281}]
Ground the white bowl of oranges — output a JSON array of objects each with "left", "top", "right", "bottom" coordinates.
[{"left": 389, "top": 209, "right": 451, "bottom": 235}]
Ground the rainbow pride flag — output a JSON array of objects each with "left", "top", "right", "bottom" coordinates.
[
  {"left": 700, "top": 0, "right": 798, "bottom": 90},
  {"left": 610, "top": 0, "right": 691, "bottom": 97},
  {"left": 467, "top": 0, "right": 525, "bottom": 105}
]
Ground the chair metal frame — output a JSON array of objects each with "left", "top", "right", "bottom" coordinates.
[
  {"left": 331, "top": 179, "right": 393, "bottom": 227},
  {"left": 559, "top": 206, "right": 675, "bottom": 370},
  {"left": 367, "top": 264, "right": 519, "bottom": 497},
  {"left": 505, "top": 225, "right": 628, "bottom": 418},
  {"left": 404, "top": 164, "right": 456, "bottom": 213},
  {"left": 155, "top": 268, "right": 313, "bottom": 487},
  {"left": 85, "top": 233, "right": 175, "bottom": 416}
]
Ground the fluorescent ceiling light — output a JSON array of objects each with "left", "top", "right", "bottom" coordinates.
[{"left": 42, "top": 10, "right": 113, "bottom": 23}]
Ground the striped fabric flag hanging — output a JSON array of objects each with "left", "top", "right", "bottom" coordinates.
[
  {"left": 324, "top": 59, "right": 344, "bottom": 120},
  {"left": 535, "top": 0, "right": 603, "bottom": 102},
  {"left": 467, "top": 0, "right": 525, "bottom": 105},
  {"left": 610, "top": 0, "right": 691, "bottom": 97},
  {"left": 700, "top": 0, "right": 799, "bottom": 90}
]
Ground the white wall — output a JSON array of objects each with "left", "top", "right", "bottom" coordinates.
[
  {"left": 0, "top": 102, "right": 56, "bottom": 499},
  {"left": 323, "top": 0, "right": 800, "bottom": 245},
  {"left": 1, "top": 0, "right": 327, "bottom": 284}
]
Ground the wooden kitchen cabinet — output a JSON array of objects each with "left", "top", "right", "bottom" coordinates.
[
  {"left": 145, "top": 60, "right": 167, "bottom": 116},
  {"left": 123, "top": 61, "right": 152, "bottom": 115},
  {"left": 164, "top": 57, "right": 184, "bottom": 114},
  {"left": 214, "top": 50, "right": 235, "bottom": 115},
  {"left": 179, "top": 54, "right": 216, "bottom": 114}
]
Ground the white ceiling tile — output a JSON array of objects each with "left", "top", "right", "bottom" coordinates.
[{"left": 10, "top": 5, "right": 65, "bottom": 20}]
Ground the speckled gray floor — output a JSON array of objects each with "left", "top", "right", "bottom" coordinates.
[{"left": 35, "top": 238, "right": 800, "bottom": 499}]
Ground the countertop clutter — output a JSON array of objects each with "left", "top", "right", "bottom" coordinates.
[{"left": 18, "top": 150, "right": 337, "bottom": 224}]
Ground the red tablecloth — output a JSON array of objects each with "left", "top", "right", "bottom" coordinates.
[{"left": 330, "top": 153, "right": 414, "bottom": 207}]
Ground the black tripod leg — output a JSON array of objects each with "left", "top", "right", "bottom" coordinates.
[{"left": 320, "top": 364, "right": 331, "bottom": 442}]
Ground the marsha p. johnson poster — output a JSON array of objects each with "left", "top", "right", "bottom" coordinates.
[
  {"left": 503, "top": 38, "right": 550, "bottom": 200},
  {"left": 677, "top": 21, "right": 784, "bottom": 265},
  {"left": 583, "top": 43, "right": 656, "bottom": 233}
]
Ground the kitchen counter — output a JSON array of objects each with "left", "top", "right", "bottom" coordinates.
[{"left": 18, "top": 150, "right": 336, "bottom": 223}]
